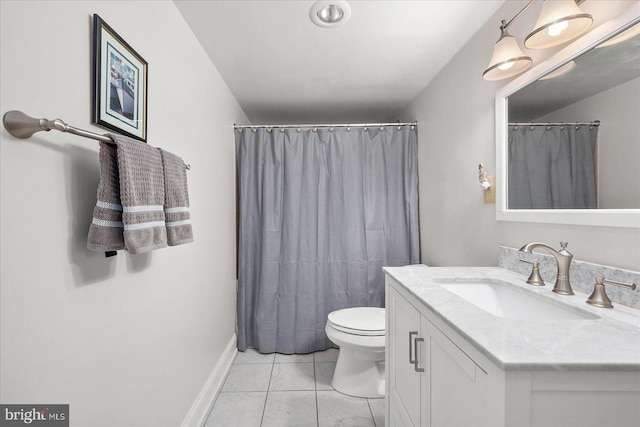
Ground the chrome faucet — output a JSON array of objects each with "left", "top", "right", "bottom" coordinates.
[{"left": 519, "top": 242, "right": 574, "bottom": 295}]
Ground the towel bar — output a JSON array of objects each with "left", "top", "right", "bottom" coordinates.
[{"left": 2, "top": 110, "right": 191, "bottom": 169}]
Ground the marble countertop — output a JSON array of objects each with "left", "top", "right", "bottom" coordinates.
[{"left": 383, "top": 265, "right": 640, "bottom": 371}]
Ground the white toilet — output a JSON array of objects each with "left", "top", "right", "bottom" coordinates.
[{"left": 325, "top": 307, "right": 386, "bottom": 398}]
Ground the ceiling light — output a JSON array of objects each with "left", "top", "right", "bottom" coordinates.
[
  {"left": 310, "top": 1, "right": 351, "bottom": 28},
  {"left": 525, "top": 0, "right": 592, "bottom": 49},
  {"left": 483, "top": 23, "right": 533, "bottom": 81},
  {"left": 318, "top": 5, "right": 343, "bottom": 24}
]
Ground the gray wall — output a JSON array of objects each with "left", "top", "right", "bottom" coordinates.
[
  {"left": 0, "top": 1, "right": 247, "bottom": 425},
  {"left": 400, "top": 0, "right": 640, "bottom": 270}
]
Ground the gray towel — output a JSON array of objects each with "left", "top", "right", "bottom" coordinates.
[
  {"left": 111, "top": 133, "right": 168, "bottom": 254},
  {"left": 159, "top": 148, "right": 194, "bottom": 246},
  {"left": 87, "top": 141, "right": 125, "bottom": 252},
  {"left": 87, "top": 134, "right": 168, "bottom": 254}
]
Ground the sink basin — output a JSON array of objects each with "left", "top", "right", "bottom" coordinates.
[{"left": 436, "top": 279, "right": 600, "bottom": 320}]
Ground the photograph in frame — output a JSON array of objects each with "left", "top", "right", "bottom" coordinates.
[{"left": 92, "top": 14, "right": 147, "bottom": 142}]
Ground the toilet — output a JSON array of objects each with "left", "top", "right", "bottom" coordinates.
[{"left": 325, "top": 307, "right": 386, "bottom": 398}]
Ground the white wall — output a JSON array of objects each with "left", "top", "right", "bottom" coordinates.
[
  {"left": 0, "top": 1, "right": 247, "bottom": 426},
  {"left": 400, "top": 0, "right": 640, "bottom": 270},
  {"left": 536, "top": 77, "right": 640, "bottom": 209}
]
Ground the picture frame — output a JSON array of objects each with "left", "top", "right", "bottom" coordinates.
[{"left": 92, "top": 14, "right": 147, "bottom": 142}]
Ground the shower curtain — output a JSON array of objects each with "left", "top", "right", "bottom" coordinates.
[
  {"left": 236, "top": 126, "right": 419, "bottom": 354},
  {"left": 508, "top": 124, "right": 598, "bottom": 209}
]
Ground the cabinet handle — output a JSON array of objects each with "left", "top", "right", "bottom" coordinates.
[
  {"left": 409, "top": 331, "right": 418, "bottom": 365},
  {"left": 409, "top": 332, "right": 425, "bottom": 372},
  {"left": 414, "top": 337, "right": 425, "bottom": 372}
]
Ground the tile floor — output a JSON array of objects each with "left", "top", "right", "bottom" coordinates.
[{"left": 204, "top": 348, "right": 385, "bottom": 427}]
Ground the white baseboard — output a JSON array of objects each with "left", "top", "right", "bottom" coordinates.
[{"left": 181, "top": 334, "right": 237, "bottom": 427}]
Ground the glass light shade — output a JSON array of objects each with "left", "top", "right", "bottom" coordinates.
[
  {"left": 525, "top": 0, "right": 592, "bottom": 49},
  {"left": 483, "top": 35, "right": 533, "bottom": 81},
  {"left": 597, "top": 22, "right": 640, "bottom": 48},
  {"left": 539, "top": 60, "right": 575, "bottom": 80}
]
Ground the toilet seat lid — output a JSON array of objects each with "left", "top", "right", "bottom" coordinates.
[{"left": 328, "top": 307, "right": 385, "bottom": 336}]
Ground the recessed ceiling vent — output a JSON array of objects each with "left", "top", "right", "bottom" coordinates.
[{"left": 310, "top": 0, "right": 351, "bottom": 28}]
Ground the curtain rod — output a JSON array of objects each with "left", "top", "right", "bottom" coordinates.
[
  {"left": 509, "top": 120, "right": 600, "bottom": 127},
  {"left": 234, "top": 121, "right": 417, "bottom": 130}
]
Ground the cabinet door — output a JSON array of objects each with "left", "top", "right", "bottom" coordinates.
[
  {"left": 426, "top": 323, "right": 488, "bottom": 427},
  {"left": 388, "top": 393, "right": 411, "bottom": 427},
  {"left": 387, "top": 284, "right": 423, "bottom": 426}
]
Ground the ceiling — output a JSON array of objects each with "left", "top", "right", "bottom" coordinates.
[{"left": 174, "top": 0, "right": 504, "bottom": 125}]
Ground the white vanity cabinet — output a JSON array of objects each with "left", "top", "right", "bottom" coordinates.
[
  {"left": 386, "top": 278, "right": 495, "bottom": 427},
  {"left": 385, "top": 269, "right": 640, "bottom": 427},
  {"left": 387, "top": 282, "right": 422, "bottom": 426}
]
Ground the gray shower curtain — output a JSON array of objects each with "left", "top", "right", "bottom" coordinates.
[
  {"left": 508, "top": 125, "right": 598, "bottom": 209},
  {"left": 236, "top": 126, "right": 419, "bottom": 354}
]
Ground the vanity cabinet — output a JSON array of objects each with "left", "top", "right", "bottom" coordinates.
[
  {"left": 385, "top": 270, "right": 640, "bottom": 427},
  {"left": 387, "top": 284, "right": 422, "bottom": 426},
  {"left": 386, "top": 280, "right": 492, "bottom": 427}
]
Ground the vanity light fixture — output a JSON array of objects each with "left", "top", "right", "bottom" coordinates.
[
  {"left": 525, "top": 0, "right": 592, "bottom": 49},
  {"left": 309, "top": 0, "right": 351, "bottom": 28},
  {"left": 483, "top": 0, "right": 591, "bottom": 81},
  {"left": 483, "top": 21, "right": 533, "bottom": 81}
]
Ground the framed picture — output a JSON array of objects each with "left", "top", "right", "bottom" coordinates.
[{"left": 92, "top": 14, "right": 147, "bottom": 142}]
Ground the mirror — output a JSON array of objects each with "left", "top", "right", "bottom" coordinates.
[{"left": 496, "top": 5, "right": 640, "bottom": 228}]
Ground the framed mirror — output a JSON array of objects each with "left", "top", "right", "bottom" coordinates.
[{"left": 496, "top": 4, "right": 640, "bottom": 228}]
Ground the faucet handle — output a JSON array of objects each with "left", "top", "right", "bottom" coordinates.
[
  {"left": 558, "top": 242, "right": 572, "bottom": 255},
  {"left": 520, "top": 259, "right": 545, "bottom": 286},
  {"left": 586, "top": 275, "right": 637, "bottom": 309}
]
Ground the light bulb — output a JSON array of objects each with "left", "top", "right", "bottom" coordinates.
[
  {"left": 548, "top": 20, "right": 569, "bottom": 37},
  {"left": 317, "top": 5, "right": 344, "bottom": 24},
  {"left": 497, "top": 61, "right": 515, "bottom": 71}
]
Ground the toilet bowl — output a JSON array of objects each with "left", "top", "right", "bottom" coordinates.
[{"left": 325, "top": 307, "right": 386, "bottom": 398}]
